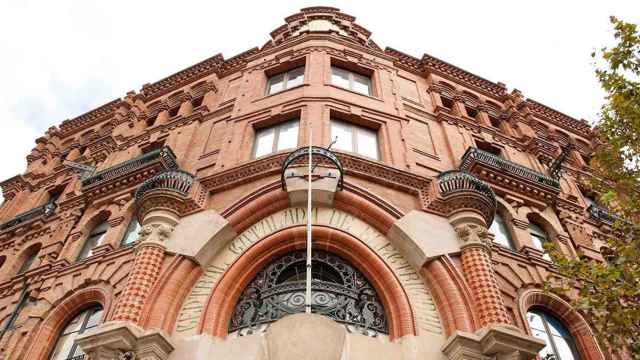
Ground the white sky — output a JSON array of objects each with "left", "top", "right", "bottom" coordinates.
[{"left": 0, "top": 1, "right": 638, "bottom": 188}]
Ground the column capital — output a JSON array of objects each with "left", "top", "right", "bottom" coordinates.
[
  {"left": 442, "top": 326, "right": 545, "bottom": 360},
  {"left": 454, "top": 223, "right": 493, "bottom": 252}
]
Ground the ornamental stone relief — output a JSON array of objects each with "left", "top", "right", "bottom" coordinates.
[{"left": 174, "top": 207, "right": 443, "bottom": 337}]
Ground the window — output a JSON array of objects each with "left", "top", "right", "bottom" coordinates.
[
  {"left": 168, "top": 106, "right": 179, "bottom": 118},
  {"left": 490, "top": 213, "right": 515, "bottom": 249},
  {"left": 17, "top": 252, "right": 37, "bottom": 274},
  {"left": 331, "top": 119, "right": 379, "bottom": 160},
  {"left": 529, "top": 222, "right": 551, "bottom": 261},
  {"left": 120, "top": 218, "right": 140, "bottom": 247},
  {"left": 77, "top": 221, "right": 108, "bottom": 261},
  {"left": 440, "top": 96, "right": 454, "bottom": 110},
  {"left": 49, "top": 305, "right": 103, "bottom": 360},
  {"left": 266, "top": 66, "right": 305, "bottom": 95},
  {"left": 476, "top": 141, "right": 502, "bottom": 157},
  {"left": 331, "top": 66, "right": 372, "bottom": 96},
  {"left": 489, "top": 115, "right": 501, "bottom": 129},
  {"left": 465, "top": 106, "right": 478, "bottom": 118},
  {"left": 253, "top": 119, "right": 300, "bottom": 158},
  {"left": 191, "top": 96, "right": 204, "bottom": 108},
  {"left": 526, "top": 309, "right": 580, "bottom": 360},
  {"left": 229, "top": 250, "right": 387, "bottom": 335}
]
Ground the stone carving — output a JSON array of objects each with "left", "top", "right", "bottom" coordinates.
[
  {"left": 455, "top": 223, "right": 492, "bottom": 249},
  {"left": 138, "top": 223, "right": 174, "bottom": 244}
]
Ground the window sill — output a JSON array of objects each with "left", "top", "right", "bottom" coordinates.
[
  {"left": 254, "top": 83, "right": 310, "bottom": 103},
  {"left": 326, "top": 84, "right": 384, "bottom": 102}
]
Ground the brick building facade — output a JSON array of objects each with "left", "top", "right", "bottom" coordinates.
[{"left": 0, "top": 7, "right": 615, "bottom": 360}]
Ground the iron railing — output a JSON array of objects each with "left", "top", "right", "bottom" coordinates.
[
  {"left": 81, "top": 146, "right": 178, "bottom": 189},
  {"left": 134, "top": 170, "right": 194, "bottom": 201},
  {"left": 0, "top": 202, "right": 56, "bottom": 231},
  {"left": 438, "top": 170, "right": 496, "bottom": 206},
  {"left": 460, "top": 147, "right": 559, "bottom": 188},
  {"left": 587, "top": 204, "right": 617, "bottom": 224}
]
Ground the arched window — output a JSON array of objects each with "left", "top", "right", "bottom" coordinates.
[
  {"left": 526, "top": 308, "right": 581, "bottom": 360},
  {"left": 529, "top": 222, "right": 551, "bottom": 261},
  {"left": 17, "top": 252, "right": 37, "bottom": 274},
  {"left": 229, "top": 250, "right": 387, "bottom": 336},
  {"left": 77, "top": 222, "right": 108, "bottom": 261},
  {"left": 120, "top": 218, "right": 140, "bottom": 247},
  {"left": 48, "top": 305, "right": 103, "bottom": 360},
  {"left": 490, "top": 213, "right": 515, "bottom": 249}
]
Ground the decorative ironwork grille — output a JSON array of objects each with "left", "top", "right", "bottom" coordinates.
[{"left": 229, "top": 250, "right": 388, "bottom": 336}]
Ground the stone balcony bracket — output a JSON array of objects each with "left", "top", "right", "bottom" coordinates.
[
  {"left": 134, "top": 170, "right": 207, "bottom": 225},
  {"left": 432, "top": 170, "right": 497, "bottom": 228},
  {"left": 442, "top": 325, "right": 546, "bottom": 360}
]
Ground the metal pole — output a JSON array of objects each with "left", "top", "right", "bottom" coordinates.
[{"left": 305, "top": 119, "right": 313, "bottom": 314}]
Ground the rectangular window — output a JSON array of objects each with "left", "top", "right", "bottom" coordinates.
[
  {"left": 330, "top": 119, "right": 379, "bottom": 160},
  {"left": 266, "top": 66, "right": 305, "bottom": 95},
  {"left": 253, "top": 119, "right": 300, "bottom": 158},
  {"left": 120, "top": 218, "right": 140, "bottom": 247},
  {"left": 331, "top": 66, "right": 372, "bottom": 96}
]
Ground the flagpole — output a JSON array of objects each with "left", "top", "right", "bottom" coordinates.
[{"left": 305, "top": 119, "right": 313, "bottom": 314}]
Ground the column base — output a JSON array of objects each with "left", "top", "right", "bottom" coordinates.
[
  {"left": 75, "top": 321, "right": 174, "bottom": 360},
  {"left": 442, "top": 325, "right": 545, "bottom": 360}
]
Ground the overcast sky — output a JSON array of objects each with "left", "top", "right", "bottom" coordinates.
[{"left": 0, "top": 1, "right": 638, "bottom": 188}]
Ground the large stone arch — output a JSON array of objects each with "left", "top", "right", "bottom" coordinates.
[
  {"left": 199, "top": 225, "right": 416, "bottom": 339},
  {"left": 23, "top": 286, "right": 112, "bottom": 360},
  {"left": 518, "top": 289, "right": 604, "bottom": 360}
]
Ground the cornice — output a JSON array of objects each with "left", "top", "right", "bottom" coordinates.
[
  {"left": 525, "top": 99, "right": 592, "bottom": 139},
  {"left": 59, "top": 99, "right": 122, "bottom": 138}
]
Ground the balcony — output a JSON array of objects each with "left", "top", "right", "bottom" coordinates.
[
  {"left": 459, "top": 147, "right": 559, "bottom": 204},
  {"left": 587, "top": 204, "right": 617, "bottom": 225},
  {"left": 437, "top": 170, "right": 496, "bottom": 226},
  {"left": 81, "top": 146, "right": 178, "bottom": 195},
  {"left": 135, "top": 170, "right": 194, "bottom": 201},
  {"left": 0, "top": 202, "right": 56, "bottom": 232}
]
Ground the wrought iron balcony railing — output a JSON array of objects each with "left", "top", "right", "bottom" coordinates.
[
  {"left": 460, "top": 147, "right": 559, "bottom": 189},
  {"left": 0, "top": 202, "right": 56, "bottom": 231},
  {"left": 134, "top": 170, "right": 194, "bottom": 201},
  {"left": 587, "top": 204, "right": 617, "bottom": 224},
  {"left": 81, "top": 146, "right": 178, "bottom": 189},
  {"left": 437, "top": 170, "right": 496, "bottom": 205}
]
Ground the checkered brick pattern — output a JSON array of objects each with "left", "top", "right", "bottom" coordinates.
[
  {"left": 112, "top": 244, "right": 164, "bottom": 323},
  {"left": 461, "top": 245, "right": 511, "bottom": 327}
]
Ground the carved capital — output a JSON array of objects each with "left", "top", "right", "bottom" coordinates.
[
  {"left": 137, "top": 223, "right": 174, "bottom": 244},
  {"left": 455, "top": 223, "right": 492, "bottom": 250}
]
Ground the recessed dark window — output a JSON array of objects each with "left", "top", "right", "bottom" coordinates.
[
  {"left": 168, "top": 106, "right": 179, "bottom": 118},
  {"left": 191, "top": 96, "right": 204, "bottom": 108},
  {"left": 489, "top": 115, "right": 501, "bottom": 129},
  {"left": 146, "top": 114, "right": 158, "bottom": 127},
  {"left": 440, "top": 96, "right": 454, "bottom": 110},
  {"left": 465, "top": 106, "right": 478, "bottom": 118},
  {"left": 476, "top": 141, "right": 502, "bottom": 157}
]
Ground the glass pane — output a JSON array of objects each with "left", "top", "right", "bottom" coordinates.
[
  {"left": 120, "top": 219, "right": 140, "bottom": 247},
  {"left": 553, "top": 335, "right": 577, "bottom": 360},
  {"left": 49, "top": 333, "right": 76, "bottom": 360},
  {"left": 546, "top": 313, "right": 571, "bottom": 337},
  {"left": 352, "top": 72, "right": 372, "bottom": 95},
  {"left": 490, "top": 214, "right": 514, "bottom": 249},
  {"left": 528, "top": 223, "right": 547, "bottom": 239},
  {"left": 254, "top": 128, "right": 275, "bottom": 158},
  {"left": 78, "top": 233, "right": 102, "bottom": 260},
  {"left": 526, "top": 311, "right": 547, "bottom": 331},
  {"left": 61, "top": 312, "right": 84, "bottom": 335},
  {"left": 331, "top": 66, "right": 350, "bottom": 89},
  {"left": 90, "top": 222, "right": 109, "bottom": 236},
  {"left": 267, "top": 73, "right": 285, "bottom": 94},
  {"left": 331, "top": 120, "right": 353, "bottom": 152},
  {"left": 356, "top": 127, "right": 379, "bottom": 159},
  {"left": 85, "top": 308, "right": 103, "bottom": 329},
  {"left": 276, "top": 120, "right": 299, "bottom": 151},
  {"left": 531, "top": 328, "right": 556, "bottom": 360},
  {"left": 286, "top": 67, "right": 304, "bottom": 88},
  {"left": 17, "top": 253, "right": 36, "bottom": 274}
]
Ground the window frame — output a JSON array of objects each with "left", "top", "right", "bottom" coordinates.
[
  {"left": 265, "top": 66, "right": 305, "bottom": 95},
  {"left": 489, "top": 212, "right": 515, "bottom": 250},
  {"left": 252, "top": 119, "right": 300, "bottom": 159},
  {"left": 526, "top": 308, "right": 581, "bottom": 360},
  {"left": 330, "top": 65, "right": 373, "bottom": 96},
  {"left": 330, "top": 118, "right": 380, "bottom": 160},
  {"left": 77, "top": 221, "right": 109, "bottom": 261},
  {"left": 48, "top": 305, "right": 103, "bottom": 360},
  {"left": 120, "top": 218, "right": 141, "bottom": 247},
  {"left": 528, "top": 222, "right": 552, "bottom": 261}
]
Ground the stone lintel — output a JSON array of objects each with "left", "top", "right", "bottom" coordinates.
[
  {"left": 75, "top": 321, "right": 174, "bottom": 360},
  {"left": 284, "top": 166, "right": 339, "bottom": 207},
  {"left": 387, "top": 210, "right": 460, "bottom": 269},
  {"left": 442, "top": 326, "right": 545, "bottom": 360}
]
